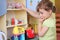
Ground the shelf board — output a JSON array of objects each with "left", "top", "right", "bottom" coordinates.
[
  {"left": 7, "top": 24, "right": 26, "bottom": 28},
  {"left": 7, "top": 9, "right": 22, "bottom": 11}
]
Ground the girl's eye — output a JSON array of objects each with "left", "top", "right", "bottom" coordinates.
[
  {"left": 40, "top": 12, "right": 43, "bottom": 14},
  {"left": 39, "top": 12, "right": 43, "bottom": 14}
]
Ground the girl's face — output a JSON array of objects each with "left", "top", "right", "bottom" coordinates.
[{"left": 38, "top": 9, "right": 52, "bottom": 21}]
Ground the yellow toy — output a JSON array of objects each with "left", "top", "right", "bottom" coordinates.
[{"left": 13, "top": 26, "right": 25, "bottom": 35}]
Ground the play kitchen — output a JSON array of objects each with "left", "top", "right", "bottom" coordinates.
[{"left": 0, "top": 31, "right": 7, "bottom": 40}]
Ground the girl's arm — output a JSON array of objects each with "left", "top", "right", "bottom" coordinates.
[
  {"left": 25, "top": 8, "right": 40, "bottom": 18},
  {"left": 38, "top": 22, "right": 49, "bottom": 37},
  {"left": 20, "top": 4, "right": 40, "bottom": 18}
]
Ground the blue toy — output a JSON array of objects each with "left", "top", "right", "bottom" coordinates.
[
  {"left": 20, "top": 34, "right": 25, "bottom": 40},
  {"left": 14, "top": 36, "right": 18, "bottom": 40}
]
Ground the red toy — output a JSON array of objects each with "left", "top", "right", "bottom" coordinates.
[{"left": 26, "top": 25, "right": 35, "bottom": 38}]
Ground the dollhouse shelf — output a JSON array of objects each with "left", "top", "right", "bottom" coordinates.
[
  {"left": 7, "top": 24, "right": 26, "bottom": 28},
  {"left": 7, "top": 9, "right": 23, "bottom": 11}
]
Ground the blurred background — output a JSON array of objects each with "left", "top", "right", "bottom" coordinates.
[{"left": 55, "top": 0, "right": 60, "bottom": 40}]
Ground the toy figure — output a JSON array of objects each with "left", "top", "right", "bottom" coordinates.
[{"left": 26, "top": 24, "right": 35, "bottom": 39}]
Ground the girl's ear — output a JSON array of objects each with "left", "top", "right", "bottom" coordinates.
[{"left": 49, "top": 10, "right": 52, "bottom": 15}]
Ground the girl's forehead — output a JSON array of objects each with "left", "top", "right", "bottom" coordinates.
[
  {"left": 39, "top": 9, "right": 46, "bottom": 12},
  {"left": 39, "top": 8, "right": 50, "bottom": 13}
]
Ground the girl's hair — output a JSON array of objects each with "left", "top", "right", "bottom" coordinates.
[
  {"left": 36, "top": 0, "right": 56, "bottom": 13},
  {"left": 28, "top": 24, "right": 33, "bottom": 29}
]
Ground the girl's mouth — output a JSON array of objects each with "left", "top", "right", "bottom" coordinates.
[{"left": 40, "top": 17, "right": 44, "bottom": 19}]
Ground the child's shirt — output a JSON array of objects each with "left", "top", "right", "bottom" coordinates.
[{"left": 39, "top": 13, "right": 56, "bottom": 40}]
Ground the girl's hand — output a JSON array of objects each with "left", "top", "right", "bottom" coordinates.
[
  {"left": 20, "top": 3, "right": 26, "bottom": 10},
  {"left": 38, "top": 18, "right": 44, "bottom": 23}
]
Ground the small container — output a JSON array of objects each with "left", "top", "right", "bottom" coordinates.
[
  {"left": 14, "top": 36, "right": 18, "bottom": 40},
  {"left": 11, "top": 18, "right": 15, "bottom": 25},
  {"left": 7, "top": 19, "right": 11, "bottom": 26},
  {"left": 8, "top": 2, "right": 12, "bottom": 9},
  {"left": 18, "top": 19, "right": 23, "bottom": 24},
  {"left": 11, "top": 36, "right": 18, "bottom": 40},
  {"left": 11, "top": 2, "right": 15, "bottom": 9},
  {"left": 15, "top": 3, "right": 21, "bottom": 9},
  {"left": 20, "top": 34, "right": 25, "bottom": 40},
  {"left": 18, "top": 20, "right": 22, "bottom": 24}
]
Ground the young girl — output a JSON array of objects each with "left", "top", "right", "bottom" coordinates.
[{"left": 20, "top": 0, "right": 56, "bottom": 40}]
